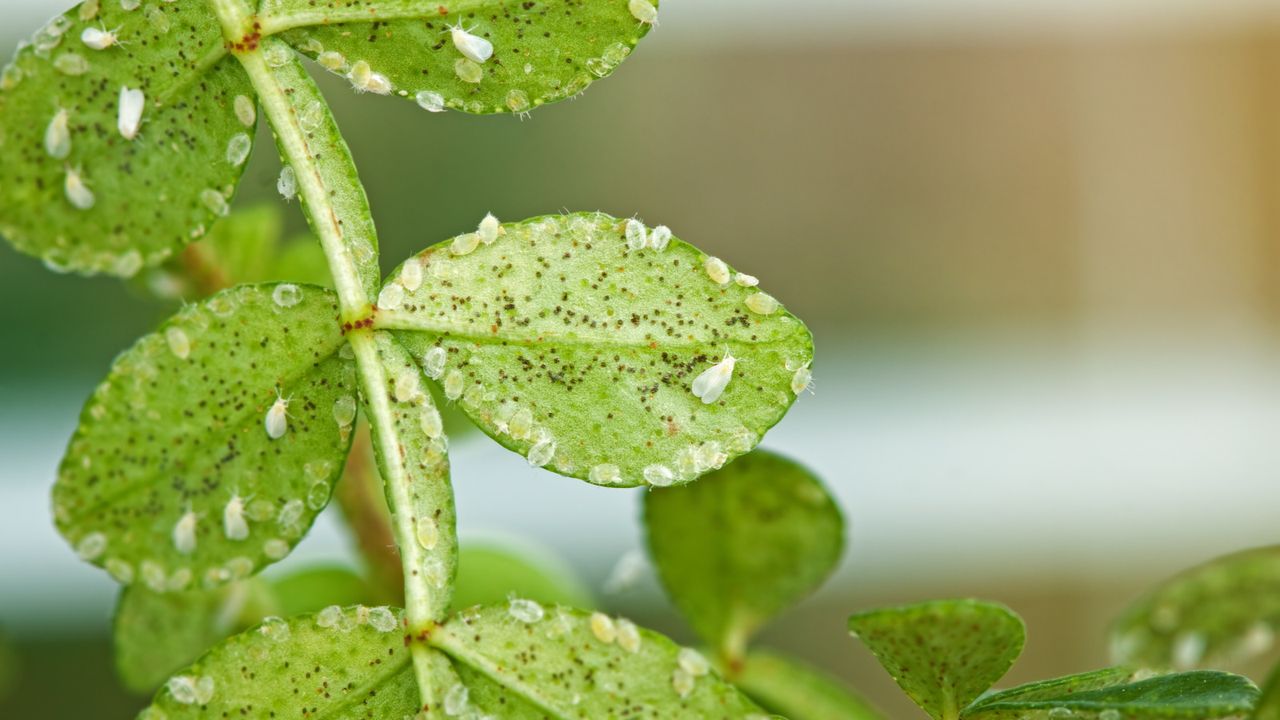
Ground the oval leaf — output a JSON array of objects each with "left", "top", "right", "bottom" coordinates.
[
  {"left": 0, "top": 3, "right": 255, "bottom": 276},
  {"left": 1111, "top": 546, "right": 1280, "bottom": 671},
  {"left": 114, "top": 566, "right": 372, "bottom": 692},
  {"left": 452, "top": 541, "right": 593, "bottom": 611},
  {"left": 53, "top": 284, "right": 357, "bottom": 591},
  {"left": 430, "top": 603, "right": 765, "bottom": 717},
  {"left": 380, "top": 212, "right": 813, "bottom": 488},
  {"left": 734, "top": 649, "right": 883, "bottom": 720},
  {"left": 963, "top": 669, "right": 1259, "bottom": 720},
  {"left": 848, "top": 599, "right": 1026, "bottom": 720},
  {"left": 645, "top": 449, "right": 843, "bottom": 660},
  {"left": 139, "top": 606, "right": 419, "bottom": 718},
  {"left": 262, "top": 0, "right": 655, "bottom": 115}
]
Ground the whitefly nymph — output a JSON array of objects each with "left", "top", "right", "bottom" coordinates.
[{"left": 691, "top": 352, "right": 736, "bottom": 404}]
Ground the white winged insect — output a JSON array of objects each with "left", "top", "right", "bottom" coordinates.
[
  {"left": 448, "top": 21, "right": 493, "bottom": 64},
  {"left": 264, "top": 388, "right": 291, "bottom": 439},
  {"left": 691, "top": 352, "right": 736, "bottom": 404}
]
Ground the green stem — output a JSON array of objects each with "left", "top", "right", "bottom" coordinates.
[{"left": 208, "top": 0, "right": 452, "bottom": 712}]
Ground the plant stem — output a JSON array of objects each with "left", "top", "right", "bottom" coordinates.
[
  {"left": 234, "top": 45, "right": 373, "bottom": 315},
  {"left": 208, "top": 0, "right": 452, "bottom": 711}
]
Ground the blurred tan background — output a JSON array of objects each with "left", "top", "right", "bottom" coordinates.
[{"left": 4, "top": 1, "right": 1280, "bottom": 717}]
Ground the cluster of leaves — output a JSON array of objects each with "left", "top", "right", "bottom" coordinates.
[
  {"left": 846, "top": 542, "right": 1280, "bottom": 720},
  {"left": 0, "top": 0, "right": 832, "bottom": 717}
]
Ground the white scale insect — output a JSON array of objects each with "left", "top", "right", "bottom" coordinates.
[
  {"left": 117, "top": 86, "right": 145, "bottom": 140},
  {"left": 448, "top": 21, "right": 493, "bottom": 64},
  {"left": 691, "top": 352, "right": 736, "bottom": 404},
  {"left": 264, "top": 388, "right": 291, "bottom": 439},
  {"left": 224, "top": 492, "right": 250, "bottom": 541}
]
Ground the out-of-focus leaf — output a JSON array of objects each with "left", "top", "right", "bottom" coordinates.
[
  {"left": 431, "top": 604, "right": 765, "bottom": 717},
  {"left": 735, "top": 649, "right": 883, "bottom": 720},
  {"left": 645, "top": 449, "right": 842, "bottom": 661},
  {"left": 115, "top": 565, "right": 373, "bottom": 692},
  {"left": 849, "top": 600, "right": 1025, "bottom": 720},
  {"left": 382, "top": 213, "right": 813, "bottom": 488},
  {"left": 1111, "top": 546, "right": 1280, "bottom": 670},
  {"left": 53, "top": 284, "right": 357, "bottom": 590},
  {"left": 262, "top": 0, "right": 656, "bottom": 115},
  {"left": 1255, "top": 662, "right": 1280, "bottom": 720},
  {"left": 139, "top": 606, "right": 418, "bottom": 718},
  {"left": 451, "top": 541, "right": 593, "bottom": 611},
  {"left": 0, "top": 2, "right": 255, "bottom": 276},
  {"left": 964, "top": 669, "right": 1259, "bottom": 720}
]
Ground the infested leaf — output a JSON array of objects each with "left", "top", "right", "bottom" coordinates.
[
  {"left": 452, "top": 541, "right": 594, "bottom": 611},
  {"left": 963, "top": 669, "right": 1259, "bottom": 720},
  {"left": 430, "top": 604, "right": 766, "bottom": 717},
  {"left": 1111, "top": 545, "right": 1280, "bottom": 671},
  {"left": 53, "top": 284, "right": 357, "bottom": 592},
  {"left": 0, "top": 1, "right": 256, "bottom": 276},
  {"left": 734, "top": 649, "right": 884, "bottom": 720},
  {"left": 381, "top": 212, "right": 813, "bottom": 488},
  {"left": 139, "top": 606, "right": 419, "bottom": 718},
  {"left": 114, "top": 566, "right": 372, "bottom": 692},
  {"left": 849, "top": 599, "right": 1026, "bottom": 720},
  {"left": 644, "top": 449, "right": 843, "bottom": 661},
  {"left": 262, "top": 0, "right": 655, "bottom": 115}
]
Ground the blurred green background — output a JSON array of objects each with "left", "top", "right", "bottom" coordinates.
[{"left": 4, "top": 1, "right": 1280, "bottom": 717}]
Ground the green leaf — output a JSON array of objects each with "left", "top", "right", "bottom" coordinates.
[
  {"left": 451, "top": 541, "right": 594, "bottom": 611},
  {"left": 734, "top": 649, "right": 884, "bottom": 720},
  {"left": 270, "top": 566, "right": 374, "bottom": 618},
  {"left": 430, "top": 603, "right": 766, "bottom": 717},
  {"left": 1111, "top": 545, "right": 1280, "bottom": 671},
  {"left": 848, "top": 599, "right": 1026, "bottom": 720},
  {"left": 0, "top": 2, "right": 255, "bottom": 276},
  {"left": 262, "top": 0, "right": 656, "bottom": 115},
  {"left": 53, "top": 284, "right": 357, "bottom": 591},
  {"left": 382, "top": 212, "right": 813, "bottom": 488},
  {"left": 139, "top": 606, "right": 420, "bottom": 718},
  {"left": 963, "top": 669, "right": 1259, "bottom": 720},
  {"left": 114, "top": 566, "right": 373, "bottom": 692},
  {"left": 644, "top": 449, "right": 843, "bottom": 660}
]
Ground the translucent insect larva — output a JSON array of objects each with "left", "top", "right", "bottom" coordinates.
[
  {"left": 691, "top": 352, "right": 736, "bottom": 404},
  {"left": 704, "top": 256, "right": 730, "bottom": 285},
  {"left": 477, "top": 212, "right": 503, "bottom": 245},
  {"left": 629, "top": 0, "right": 658, "bottom": 25}
]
